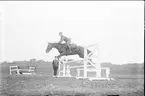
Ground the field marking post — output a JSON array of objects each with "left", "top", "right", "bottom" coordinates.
[{"left": 28, "top": 67, "right": 35, "bottom": 74}]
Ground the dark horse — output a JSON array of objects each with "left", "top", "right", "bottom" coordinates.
[
  {"left": 46, "top": 42, "right": 92, "bottom": 76},
  {"left": 46, "top": 42, "right": 92, "bottom": 59}
]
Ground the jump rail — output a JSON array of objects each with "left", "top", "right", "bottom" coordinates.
[{"left": 61, "top": 58, "right": 84, "bottom": 64}]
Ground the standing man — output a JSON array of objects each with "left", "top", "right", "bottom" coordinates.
[
  {"left": 52, "top": 56, "right": 59, "bottom": 77},
  {"left": 58, "top": 32, "right": 72, "bottom": 53}
]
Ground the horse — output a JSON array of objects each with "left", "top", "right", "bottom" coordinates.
[
  {"left": 46, "top": 42, "right": 93, "bottom": 76},
  {"left": 46, "top": 42, "right": 92, "bottom": 59}
]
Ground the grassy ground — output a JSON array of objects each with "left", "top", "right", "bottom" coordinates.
[
  {"left": 0, "top": 62, "right": 144, "bottom": 96},
  {"left": 0, "top": 74, "right": 144, "bottom": 96}
]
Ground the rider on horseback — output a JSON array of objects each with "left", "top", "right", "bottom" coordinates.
[{"left": 58, "top": 32, "right": 72, "bottom": 53}]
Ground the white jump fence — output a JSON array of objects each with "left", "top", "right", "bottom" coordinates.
[
  {"left": 57, "top": 44, "right": 112, "bottom": 81},
  {"left": 9, "top": 66, "right": 36, "bottom": 75}
]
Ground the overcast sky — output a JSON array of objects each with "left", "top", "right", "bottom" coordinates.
[{"left": 0, "top": 1, "right": 144, "bottom": 64}]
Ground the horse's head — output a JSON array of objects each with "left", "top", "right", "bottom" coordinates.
[{"left": 46, "top": 42, "right": 53, "bottom": 53}]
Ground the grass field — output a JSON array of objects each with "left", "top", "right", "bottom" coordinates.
[{"left": 0, "top": 62, "right": 144, "bottom": 96}]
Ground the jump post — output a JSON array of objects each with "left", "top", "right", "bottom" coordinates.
[{"left": 57, "top": 44, "right": 112, "bottom": 81}]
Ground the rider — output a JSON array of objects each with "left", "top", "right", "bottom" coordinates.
[{"left": 58, "top": 32, "right": 72, "bottom": 53}]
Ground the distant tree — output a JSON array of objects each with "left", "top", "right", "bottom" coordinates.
[
  {"left": 2, "top": 61, "right": 8, "bottom": 64},
  {"left": 30, "top": 58, "right": 36, "bottom": 63},
  {"left": 37, "top": 60, "right": 45, "bottom": 63}
]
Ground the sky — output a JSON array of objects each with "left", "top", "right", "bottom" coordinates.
[{"left": 0, "top": 1, "right": 144, "bottom": 64}]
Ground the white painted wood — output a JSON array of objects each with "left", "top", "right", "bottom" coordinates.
[
  {"left": 57, "top": 44, "right": 112, "bottom": 80},
  {"left": 10, "top": 66, "right": 35, "bottom": 75}
]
